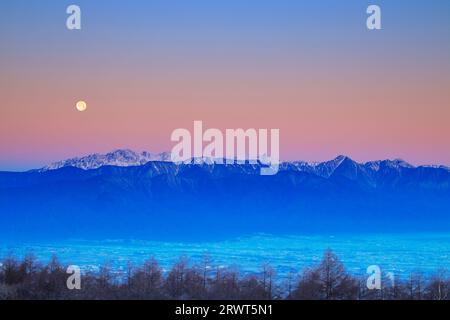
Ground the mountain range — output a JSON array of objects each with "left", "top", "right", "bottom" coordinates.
[
  {"left": 38, "top": 149, "right": 172, "bottom": 171},
  {"left": 35, "top": 148, "right": 450, "bottom": 175},
  {"left": 1, "top": 149, "right": 450, "bottom": 241}
]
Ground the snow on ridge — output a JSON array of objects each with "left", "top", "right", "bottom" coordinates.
[
  {"left": 37, "top": 150, "right": 432, "bottom": 175},
  {"left": 39, "top": 149, "right": 171, "bottom": 172}
]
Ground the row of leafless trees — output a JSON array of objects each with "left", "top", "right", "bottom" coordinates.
[{"left": 0, "top": 250, "right": 448, "bottom": 300}]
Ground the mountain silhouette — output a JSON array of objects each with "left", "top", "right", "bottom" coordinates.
[{"left": 1, "top": 151, "right": 449, "bottom": 241}]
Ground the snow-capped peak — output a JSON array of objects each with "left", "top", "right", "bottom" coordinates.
[
  {"left": 39, "top": 149, "right": 171, "bottom": 171},
  {"left": 364, "top": 159, "right": 414, "bottom": 171}
]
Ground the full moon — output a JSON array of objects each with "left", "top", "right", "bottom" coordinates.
[{"left": 76, "top": 100, "right": 87, "bottom": 112}]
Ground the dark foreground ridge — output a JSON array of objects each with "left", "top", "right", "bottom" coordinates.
[{"left": 1, "top": 250, "right": 448, "bottom": 300}]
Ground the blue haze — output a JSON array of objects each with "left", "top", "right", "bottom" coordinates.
[{"left": 1, "top": 233, "right": 449, "bottom": 279}]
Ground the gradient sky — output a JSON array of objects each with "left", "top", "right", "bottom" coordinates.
[{"left": 1, "top": 0, "right": 450, "bottom": 171}]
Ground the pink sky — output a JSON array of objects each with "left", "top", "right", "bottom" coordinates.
[{"left": 1, "top": 1, "right": 450, "bottom": 170}]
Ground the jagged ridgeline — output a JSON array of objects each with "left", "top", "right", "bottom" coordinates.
[{"left": 1, "top": 150, "right": 450, "bottom": 241}]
